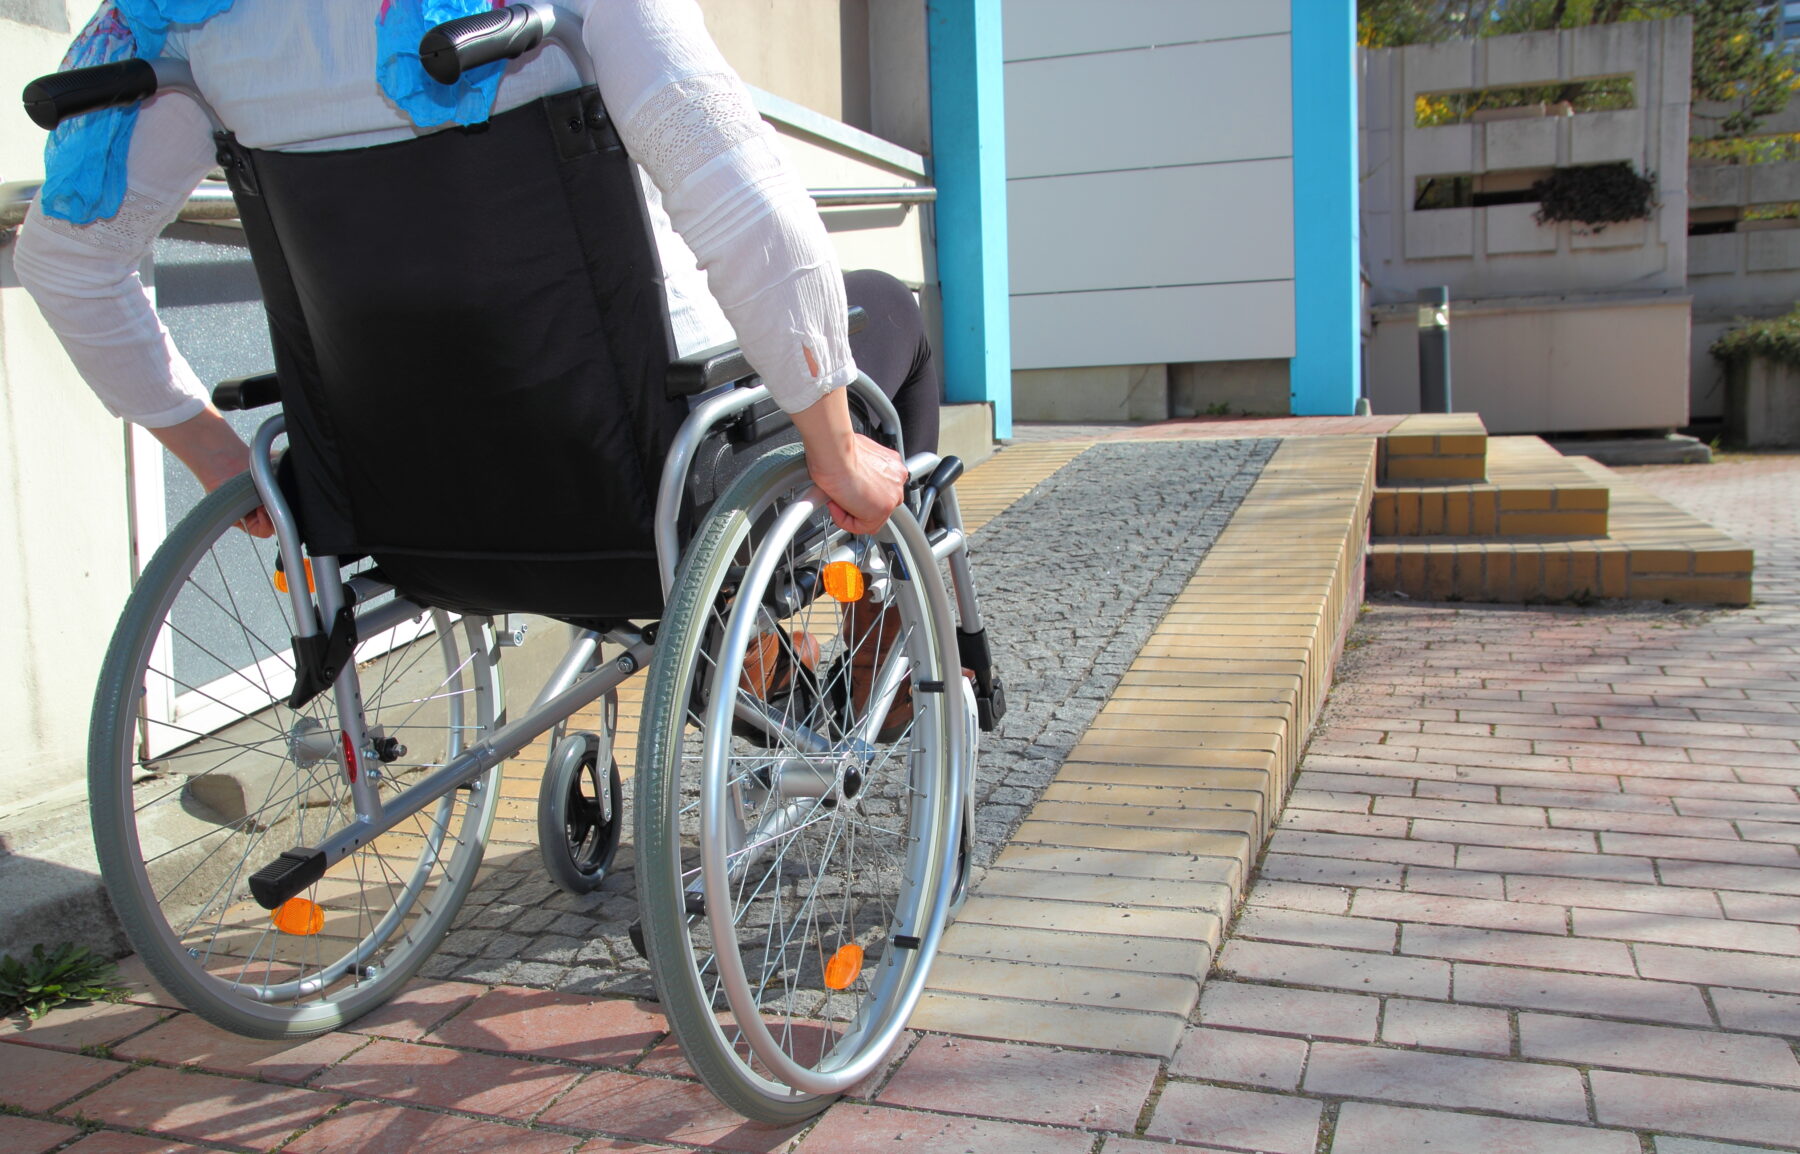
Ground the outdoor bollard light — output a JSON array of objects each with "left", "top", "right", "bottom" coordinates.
[{"left": 1418, "top": 286, "right": 1452, "bottom": 413}]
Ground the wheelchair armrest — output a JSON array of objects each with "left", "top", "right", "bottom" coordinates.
[
  {"left": 22, "top": 59, "right": 157, "bottom": 130},
  {"left": 664, "top": 306, "right": 868, "bottom": 399},
  {"left": 213, "top": 373, "right": 282, "bottom": 412}
]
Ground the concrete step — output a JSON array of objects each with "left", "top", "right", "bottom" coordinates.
[
  {"left": 1373, "top": 436, "right": 1610, "bottom": 538},
  {"left": 1368, "top": 454, "right": 1753, "bottom": 605},
  {"left": 1378, "top": 412, "right": 1488, "bottom": 483},
  {"left": 940, "top": 402, "right": 996, "bottom": 468}
]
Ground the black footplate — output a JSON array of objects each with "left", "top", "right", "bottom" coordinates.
[
  {"left": 956, "top": 627, "right": 1007, "bottom": 732},
  {"left": 248, "top": 847, "right": 328, "bottom": 910},
  {"left": 977, "top": 676, "right": 1007, "bottom": 732}
]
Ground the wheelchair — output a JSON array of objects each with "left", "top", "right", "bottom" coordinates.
[{"left": 25, "top": 4, "right": 1002, "bottom": 1123}]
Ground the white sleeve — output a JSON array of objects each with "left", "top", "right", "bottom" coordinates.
[
  {"left": 14, "top": 90, "right": 218, "bottom": 428},
  {"left": 584, "top": 0, "right": 856, "bottom": 414}
]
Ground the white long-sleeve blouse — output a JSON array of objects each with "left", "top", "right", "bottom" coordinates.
[{"left": 14, "top": 0, "right": 857, "bottom": 427}]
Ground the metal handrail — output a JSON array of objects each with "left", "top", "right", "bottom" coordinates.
[{"left": 0, "top": 180, "right": 933, "bottom": 230}]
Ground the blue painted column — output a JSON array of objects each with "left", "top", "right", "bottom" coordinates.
[
  {"left": 927, "top": 0, "right": 1012, "bottom": 438},
  {"left": 1289, "top": 0, "right": 1362, "bottom": 415}
]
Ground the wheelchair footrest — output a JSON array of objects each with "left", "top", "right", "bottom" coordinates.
[
  {"left": 977, "top": 675, "right": 1007, "bottom": 733},
  {"left": 248, "top": 847, "right": 328, "bottom": 910},
  {"left": 955, "top": 626, "right": 1007, "bottom": 732}
]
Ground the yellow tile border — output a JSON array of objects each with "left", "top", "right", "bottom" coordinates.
[{"left": 922, "top": 435, "right": 1378, "bottom": 1056}]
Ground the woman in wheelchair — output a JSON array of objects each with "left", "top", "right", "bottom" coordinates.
[{"left": 17, "top": 0, "right": 998, "bottom": 1124}]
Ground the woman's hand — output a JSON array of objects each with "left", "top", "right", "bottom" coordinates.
[
  {"left": 789, "top": 388, "right": 906, "bottom": 534},
  {"left": 150, "top": 407, "right": 274, "bottom": 537}
]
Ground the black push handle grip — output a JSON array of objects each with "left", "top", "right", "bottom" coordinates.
[
  {"left": 212, "top": 372, "right": 282, "bottom": 413},
  {"left": 419, "top": 4, "right": 546, "bottom": 84},
  {"left": 22, "top": 59, "right": 158, "bottom": 130}
]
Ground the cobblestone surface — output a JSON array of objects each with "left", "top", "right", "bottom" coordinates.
[{"left": 420, "top": 438, "right": 1276, "bottom": 994}]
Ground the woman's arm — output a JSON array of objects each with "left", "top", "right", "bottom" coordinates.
[
  {"left": 583, "top": 0, "right": 904, "bottom": 531},
  {"left": 15, "top": 89, "right": 219, "bottom": 431}
]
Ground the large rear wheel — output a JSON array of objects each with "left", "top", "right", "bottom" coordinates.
[
  {"left": 89, "top": 474, "right": 500, "bottom": 1037},
  {"left": 636, "top": 446, "right": 966, "bottom": 1122}
]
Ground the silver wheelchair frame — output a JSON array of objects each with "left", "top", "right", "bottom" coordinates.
[{"left": 49, "top": 6, "right": 995, "bottom": 1119}]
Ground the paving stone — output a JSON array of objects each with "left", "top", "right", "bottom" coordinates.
[
  {"left": 1379, "top": 997, "right": 1512, "bottom": 1054},
  {"left": 311, "top": 1037, "right": 583, "bottom": 1120},
  {"left": 1654, "top": 1138, "right": 1796, "bottom": 1154},
  {"left": 1505, "top": 874, "right": 1724, "bottom": 919},
  {"left": 0, "top": 1117, "right": 82, "bottom": 1154},
  {"left": 1402, "top": 923, "right": 1637, "bottom": 975},
  {"left": 62, "top": 1133, "right": 218, "bottom": 1154},
  {"left": 907, "top": 990, "right": 1184, "bottom": 1057},
  {"left": 1245, "top": 879, "right": 1353, "bottom": 914},
  {"left": 111, "top": 1016, "right": 366, "bottom": 1085},
  {"left": 926, "top": 954, "right": 1199, "bottom": 1017},
  {"left": 1197, "top": 980, "right": 1379, "bottom": 1042},
  {"left": 1301, "top": 1040, "right": 1588, "bottom": 1120},
  {"left": 1167, "top": 1025, "right": 1308, "bottom": 1088},
  {"left": 343, "top": 979, "right": 486, "bottom": 1041},
  {"left": 282, "top": 1100, "right": 580, "bottom": 1154},
  {"left": 537, "top": 1070, "right": 807, "bottom": 1151},
  {"left": 0, "top": 1041, "right": 123, "bottom": 1111},
  {"left": 427, "top": 987, "right": 666, "bottom": 1065},
  {"left": 1709, "top": 987, "right": 1800, "bottom": 1036},
  {"left": 877, "top": 1036, "right": 1157, "bottom": 1130},
  {"left": 1331, "top": 1102, "right": 1639, "bottom": 1154},
  {"left": 1219, "top": 939, "right": 1451, "bottom": 999},
  {"left": 1633, "top": 943, "right": 1800, "bottom": 996},
  {"left": 1144, "top": 1082, "right": 1322, "bottom": 1153},
  {"left": 1352, "top": 888, "right": 1568, "bottom": 934},
  {"left": 1, "top": 1000, "right": 169, "bottom": 1054},
  {"left": 1233, "top": 906, "right": 1399, "bottom": 952},
  {"left": 1519, "top": 1013, "right": 1800, "bottom": 1085},
  {"left": 793, "top": 1104, "right": 1095, "bottom": 1153},
  {"left": 68, "top": 1065, "right": 341, "bottom": 1151},
  {"left": 1591, "top": 1070, "right": 1800, "bottom": 1148}
]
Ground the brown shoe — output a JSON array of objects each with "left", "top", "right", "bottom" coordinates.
[{"left": 840, "top": 600, "right": 975, "bottom": 743}]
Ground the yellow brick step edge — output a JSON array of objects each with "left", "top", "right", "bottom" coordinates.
[
  {"left": 1369, "top": 442, "right": 1755, "bottom": 609},
  {"left": 1374, "top": 435, "right": 1609, "bottom": 538},
  {"left": 1379, "top": 411, "right": 1488, "bottom": 484},
  {"left": 911, "top": 436, "right": 1380, "bottom": 1058}
]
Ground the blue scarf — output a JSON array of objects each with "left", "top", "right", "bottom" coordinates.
[{"left": 42, "top": 0, "right": 507, "bottom": 224}]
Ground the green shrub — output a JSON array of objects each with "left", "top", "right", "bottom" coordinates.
[
  {"left": 0, "top": 944, "right": 125, "bottom": 1021},
  {"left": 1532, "top": 162, "right": 1656, "bottom": 228},
  {"left": 1711, "top": 305, "right": 1800, "bottom": 370}
]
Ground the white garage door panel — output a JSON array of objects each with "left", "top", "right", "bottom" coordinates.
[
  {"left": 1007, "top": 159, "right": 1295, "bottom": 295},
  {"left": 1011, "top": 281, "right": 1296, "bottom": 370},
  {"left": 1005, "top": 36, "right": 1291, "bottom": 180},
  {"left": 1002, "top": 0, "right": 1290, "bottom": 62}
]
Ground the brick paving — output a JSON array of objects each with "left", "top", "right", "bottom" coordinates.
[
  {"left": 5, "top": 448, "right": 1797, "bottom": 1153},
  {"left": 1155, "top": 452, "right": 1800, "bottom": 1153}
]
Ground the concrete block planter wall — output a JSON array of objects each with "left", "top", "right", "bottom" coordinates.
[{"left": 1726, "top": 356, "right": 1800, "bottom": 447}]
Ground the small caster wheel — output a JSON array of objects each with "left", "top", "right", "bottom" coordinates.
[{"left": 538, "top": 696, "right": 623, "bottom": 894}]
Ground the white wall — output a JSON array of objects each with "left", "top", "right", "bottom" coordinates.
[
  {"left": 1367, "top": 295, "right": 1691, "bottom": 434},
  {"left": 2, "top": 3, "right": 139, "bottom": 825},
  {"left": 1002, "top": 0, "right": 1296, "bottom": 372}
]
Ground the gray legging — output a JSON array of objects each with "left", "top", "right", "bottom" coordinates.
[{"left": 844, "top": 268, "right": 940, "bottom": 457}]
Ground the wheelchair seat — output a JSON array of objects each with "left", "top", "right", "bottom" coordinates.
[{"left": 222, "top": 84, "right": 686, "bottom": 622}]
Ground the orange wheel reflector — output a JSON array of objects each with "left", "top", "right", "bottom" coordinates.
[
  {"left": 273, "top": 558, "right": 315, "bottom": 594},
  {"left": 821, "top": 561, "right": 864, "bottom": 603},
  {"left": 271, "top": 897, "right": 324, "bottom": 936},
  {"left": 823, "top": 942, "right": 864, "bottom": 990}
]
